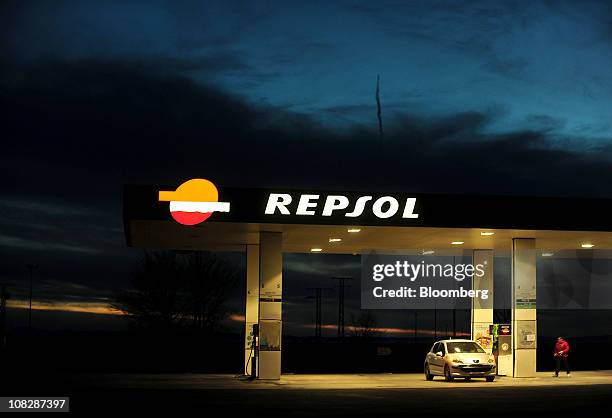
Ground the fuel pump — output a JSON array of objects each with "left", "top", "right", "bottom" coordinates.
[
  {"left": 249, "top": 323, "right": 259, "bottom": 380},
  {"left": 490, "top": 324, "right": 512, "bottom": 376}
]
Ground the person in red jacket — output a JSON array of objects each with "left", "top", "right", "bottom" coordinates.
[{"left": 553, "top": 337, "right": 571, "bottom": 377}]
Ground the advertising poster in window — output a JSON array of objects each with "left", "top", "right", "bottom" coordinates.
[
  {"left": 473, "top": 323, "right": 493, "bottom": 351},
  {"left": 259, "top": 319, "right": 281, "bottom": 351},
  {"left": 516, "top": 321, "right": 537, "bottom": 349}
]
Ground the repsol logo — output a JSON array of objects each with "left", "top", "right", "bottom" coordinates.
[{"left": 264, "top": 193, "right": 419, "bottom": 219}]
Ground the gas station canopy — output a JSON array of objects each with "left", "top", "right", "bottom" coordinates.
[
  {"left": 124, "top": 183, "right": 612, "bottom": 253},
  {"left": 123, "top": 180, "right": 612, "bottom": 380}
]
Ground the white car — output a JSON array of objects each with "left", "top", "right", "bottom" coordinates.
[{"left": 424, "top": 339, "right": 496, "bottom": 382}]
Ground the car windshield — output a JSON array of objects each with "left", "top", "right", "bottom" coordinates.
[{"left": 446, "top": 342, "right": 485, "bottom": 353}]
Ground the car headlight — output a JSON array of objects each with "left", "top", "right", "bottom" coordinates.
[
  {"left": 451, "top": 358, "right": 464, "bottom": 364},
  {"left": 488, "top": 357, "right": 495, "bottom": 364}
]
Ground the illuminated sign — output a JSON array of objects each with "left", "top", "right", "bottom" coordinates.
[
  {"left": 264, "top": 193, "right": 419, "bottom": 219},
  {"left": 124, "top": 181, "right": 612, "bottom": 233},
  {"left": 157, "top": 180, "right": 419, "bottom": 226},
  {"left": 158, "top": 179, "right": 230, "bottom": 225}
]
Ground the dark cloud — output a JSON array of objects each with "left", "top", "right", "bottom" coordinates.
[
  {"left": 524, "top": 114, "right": 566, "bottom": 132},
  {"left": 4, "top": 58, "right": 612, "bottom": 200},
  {"left": 3, "top": 58, "right": 612, "bottom": 331},
  {"left": 347, "top": 1, "right": 529, "bottom": 69},
  {"left": 265, "top": 41, "right": 337, "bottom": 67},
  {"left": 153, "top": 53, "right": 251, "bottom": 74}
]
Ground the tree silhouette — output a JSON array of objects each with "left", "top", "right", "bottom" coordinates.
[
  {"left": 184, "top": 251, "right": 238, "bottom": 330},
  {"left": 113, "top": 251, "right": 238, "bottom": 332}
]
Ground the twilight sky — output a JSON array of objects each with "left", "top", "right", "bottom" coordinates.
[
  {"left": 2, "top": 0, "right": 612, "bottom": 336},
  {"left": 4, "top": 0, "right": 612, "bottom": 140}
]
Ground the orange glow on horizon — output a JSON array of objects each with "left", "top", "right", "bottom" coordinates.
[
  {"left": 7, "top": 300, "right": 125, "bottom": 316},
  {"left": 5, "top": 302, "right": 472, "bottom": 337},
  {"left": 311, "top": 323, "right": 470, "bottom": 337},
  {"left": 228, "top": 313, "right": 246, "bottom": 322}
]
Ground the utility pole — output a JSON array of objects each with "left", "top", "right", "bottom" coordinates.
[
  {"left": 331, "top": 277, "right": 352, "bottom": 339},
  {"left": 26, "top": 264, "right": 38, "bottom": 334},
  {"left": 306, "top": 287, "right": 331, "bottom": 338}
]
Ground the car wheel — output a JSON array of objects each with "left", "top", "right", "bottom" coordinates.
[
  {"left": 425, "top": 364, "right": 434, "bottom": 381},
  {"left": 486, "top": 376, "right": 495, "bottom": 382},
  {"left": 444, "top": 365, "right": 454, "bottom": 382}
]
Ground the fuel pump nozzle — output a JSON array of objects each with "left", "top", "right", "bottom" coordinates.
[{"left": 249, "top": 323, "right": 259, "bottom": 380}]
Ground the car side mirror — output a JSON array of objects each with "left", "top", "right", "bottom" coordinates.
[{"left": 436, "top": 351, "right": 443, "bottom": 357}]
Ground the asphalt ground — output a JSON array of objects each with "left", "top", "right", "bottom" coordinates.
[{"left": 3, "top": 371, "right": 611, "bottom": 415}]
